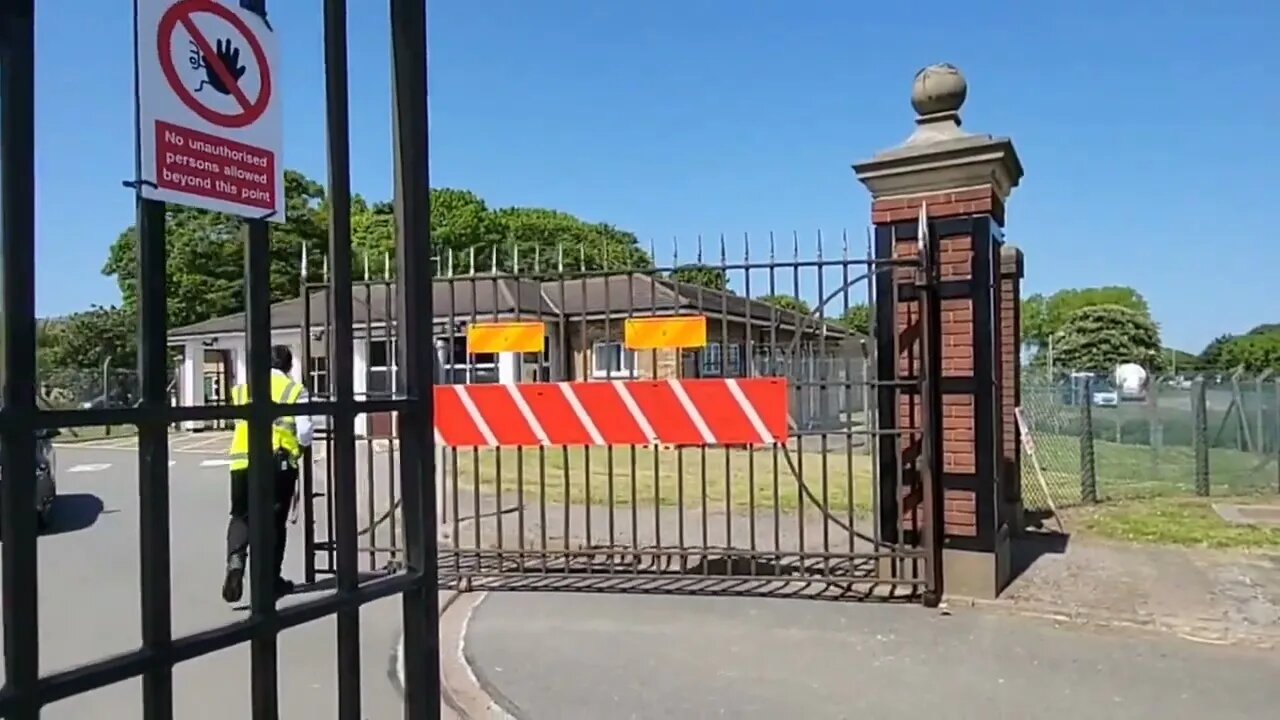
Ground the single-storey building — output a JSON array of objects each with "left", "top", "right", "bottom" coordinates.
[{"left": 168, "top": 274, "right": 866, "bottom": 435}]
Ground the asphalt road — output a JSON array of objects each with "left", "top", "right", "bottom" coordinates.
[
  {"left": 466, "top": 592, "right": 1280, "bottom": 720},
  {"left": 0, "top": 437, "right": 410, "bottom": 719}
]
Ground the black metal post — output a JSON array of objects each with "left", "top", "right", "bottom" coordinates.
[
  {"left": 136, "top": 197, "right": 174, "bottom": 720},
  {"left": 915, "top": 224, "right": 944, "bottom": 607},
  {"left": 244, "top": 217, "right": 280, "bottom": 717},
  {"left": 133, "top": 0, "right": 175, "bottom": 713},
  {"left": 0, "top": 1, "right": 41, "bottom": 717},
  {"left": 324, "top": 0, "right": 363, "bottom": 716},
  {"left": 389, "top": 0, "right": 442, "bottom": 716}
]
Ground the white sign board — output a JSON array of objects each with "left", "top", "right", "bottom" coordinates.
[{"left": 135, "top": 0, "right": 285, "bottom": 222}]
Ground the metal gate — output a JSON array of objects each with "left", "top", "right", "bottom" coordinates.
[
  {"left": 303, "top": 234, "right": 944, "bottom": 603},
  {"left": 0, "top": 1, "right": 440, "bottom": 717}
]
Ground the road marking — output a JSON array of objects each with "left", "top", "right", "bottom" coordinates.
[
  {"left": 66, "top": 463, "right": 112, "bottom": 473},
  {"left": 200, "top": 459, "right": 233, "bottom": 468}
]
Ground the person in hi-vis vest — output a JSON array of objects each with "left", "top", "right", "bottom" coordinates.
[{"left": 221, "top": 345, "right": 314, "bottom": 604}]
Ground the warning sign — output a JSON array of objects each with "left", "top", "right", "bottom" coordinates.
[{"left": 135, "top": 0, "right": 284, "bottom": 222}]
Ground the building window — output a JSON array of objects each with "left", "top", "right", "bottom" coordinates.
[
  {"left": 308, "top": 356, "right": 330, "bottom": 397},
  {"left": 440, "top": 335, "right": 498, "bottom": 384},
  {"left": 592, "top": 341, "right": 635, "bottom": 378},
  {"left": 520, "top": 339, "right": 553, "bottom": 382},
  {"left": 367, "top": 338, "right": 397, "bottom": 396},
  {"left": 700, "top": 342, "right": 744, "bottom": 377}
]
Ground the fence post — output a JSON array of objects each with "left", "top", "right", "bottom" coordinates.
[
  {"left": 1273, "top": 378, "right": 1279, "bottom": 493},
  {"left": 1080, "top": 376, "right": 1097, "bottom": 503},
  {"left": 1192, "top": 376, "right": 1210, "bottom": 496}
]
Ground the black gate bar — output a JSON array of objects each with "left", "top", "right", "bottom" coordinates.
[
  {"left": 322, "top": 0, "right": 363, "bottom": 715},
  {"left": 389, "top": 0, "right": 443, "bottom": 716},
  {"left": 0, "top": 1, "right": 41, "bottom": 718}
]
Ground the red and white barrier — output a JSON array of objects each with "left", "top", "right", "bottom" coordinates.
[{"left": 433, "top": 378, "right": 788, "bottom": 448}]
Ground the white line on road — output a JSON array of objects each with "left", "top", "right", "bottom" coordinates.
[
  {"left": 199, "top": 459, "right": 233, "bottom": 468},
  {"left": 66, "top": 463, "right": 112, "bottom": 473}
]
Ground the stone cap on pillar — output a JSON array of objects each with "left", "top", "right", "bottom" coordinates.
[
  {"left": 1000, "top": 243, "right": 1024, "bottom": 279},
  {"left": 854, "top": 64, "right": 1023, "bottom": 207}
]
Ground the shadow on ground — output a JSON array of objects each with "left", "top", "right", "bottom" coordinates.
[
  {"left": 41, "top": 493, "right": 109, "bottom": 536},
  {"left": 1009, "top": 509, "right": 1071, "bottom": 582}
]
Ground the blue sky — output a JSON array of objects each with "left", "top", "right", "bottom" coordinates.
[{"left": 33, "top": 0, "right": 1278, "bottom": 352}]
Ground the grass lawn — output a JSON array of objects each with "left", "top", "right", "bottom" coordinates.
[
  {"left": 445, "top": 445, "right": 876, "bottom": 513},
  {"left": 1069, "top": 496, "right": 1280, "bottom": 550},
  {"left": 1024, "top": 434, "right": 1274, "bottom": 507}
]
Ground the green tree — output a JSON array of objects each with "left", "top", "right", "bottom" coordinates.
[
  {"left": 492, "top": 207, "right": 651, "bottom": 273},
  {"left": 1164, "top": 347, "right": 1203, "bottom": 374},
  {"left": 670, "top": 264, "right": 728, "bottom": 291},
  {"left": 1050, "top": 304, "right": 1162, "bottom": 373},
  {"left": 837, "top": 303, "right": 871, "bottom": 334},
  {"left": 1022, "top": 286, "right": 1150, "bottom": 351},
  {"left": 757, "top": 294, "right": 812, "bottom": 316},
  {"left": 103, "top": 170, "right": 327, "bottom": 328},
  {"left": 1214, "top": 332, "right": 1280, "bottom": 373},
  {"left": 38, "top": 302, "right": 136, "bottom": 368},
  {"left": 1198, "top": 333, "right": 1236, "bottom": 370}
]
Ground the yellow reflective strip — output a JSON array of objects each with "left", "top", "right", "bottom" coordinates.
[
  {"left": 286, "top": 383, "right": 304, "bottom": 403},
  {"left": 277, "top": 381, "right": 299, "bottom": 404}
]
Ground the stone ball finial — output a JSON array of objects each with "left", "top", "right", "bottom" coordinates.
[{"left": 911, "top": 63, "right": 967, "bottom": 117}]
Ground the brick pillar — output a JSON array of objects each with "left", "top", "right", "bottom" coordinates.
[
  {"left": 854, "top": 64, "right": 1023, "bottom": 600},
  {"left": 999, "top": 245, "right": 1025, "bottom": 530}
]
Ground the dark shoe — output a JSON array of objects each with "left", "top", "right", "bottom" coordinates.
[
  {"left": 221, "top": 556, "right": 245, "bottom": 603},
  {"left": 273, "top": 577, "right": 295, "bottom": 598}
]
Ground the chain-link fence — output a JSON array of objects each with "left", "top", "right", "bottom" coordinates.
[
  {"left": 36, "top": 368, "right": 180, "bottom": 437},
  {"left": 1019, "top": 373, "right": 1280, "bottom": 509}
]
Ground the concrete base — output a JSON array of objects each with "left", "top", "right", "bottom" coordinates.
[{"left": 943, "top": 527, "right": 1013, "bottom": 601}]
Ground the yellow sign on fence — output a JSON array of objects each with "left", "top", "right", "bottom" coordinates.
[
  {"left": 467, "top": 321, "right": 546, "bottom": 354},
  {"left": 624, "top": 315, "right": 707, "bottom": 350}
]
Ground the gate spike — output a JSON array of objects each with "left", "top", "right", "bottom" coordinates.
[
  {"left": 791, "top": 230, "right": 800, "bottom": 262},
  {"left": 490, "top": 244, "right": 499, "bottom": 275},
  {"left": 718, "top": 233, "right": 727, "bottom": 265},
  {"left": 816, "top": 229, "right": 824, "bottom": 260},
  {"left": 579, "top": 244, "right": 586, "bottom": 272},
  {"left": 556, "top": 241, "right": 564, "bottom": 272},
  {"left": 384, "top": 251, "right": 390, "bottom": 280},
  {"left": 468, "top": 246, "right": 477, "bottom": 276},
  {"left": 671, "top": 236, "right": 679, "bottom": 269},
  {"left": 743, "top": 231, "right": 750, "bottom": 262},
  {"left": 532, "top": 243, "right": 541, "bottom": 274},
  {"left": 512, "top": 242, "right": 520, "bottom": 275},
  {"left": 768, "top": 231, "right": 776, "bottom": 261},
  {"left": 841, "top": 228, "right": 849, "bottom": 260},
  {"left": 322, "top": 252, "right": 329, "bottom": 282},
  {"left": 695, "top": 234, "right": 704, "bottom": 264},
  {"left": 363, "top": 251, "right": 370, "bottom": 281},
  {"left": 300, "top": 243, "right": 308, "bottom": 282},
  {"left": 648, "top": 237, "right": 656, "bottom": 269},
  {"left": 445, "top": 250, "right": 454, "bottom": 278}
]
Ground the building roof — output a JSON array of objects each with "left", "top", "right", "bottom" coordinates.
[{"left": 168, "top": 274, "right": 853, "bottom": 341}]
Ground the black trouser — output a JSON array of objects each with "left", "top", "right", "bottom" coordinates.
[{"left": 226, "top": 451, "right": 298, "bottom": 580}]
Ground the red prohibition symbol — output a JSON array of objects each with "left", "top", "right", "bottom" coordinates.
[{"left": 156, "top": 0, "right": 272, "bottom": 129}]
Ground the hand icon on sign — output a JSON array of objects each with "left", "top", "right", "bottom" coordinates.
[{"left": 190, "top": 38, "right": 247, "bottom": 96}]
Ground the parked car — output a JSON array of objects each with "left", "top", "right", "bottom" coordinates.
[
  {"left": 0, "top": 428, "right": 60, "bottom": 531},
  {"left": 1091, "top": 381, "right": 1120, "bottom": 408}
]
